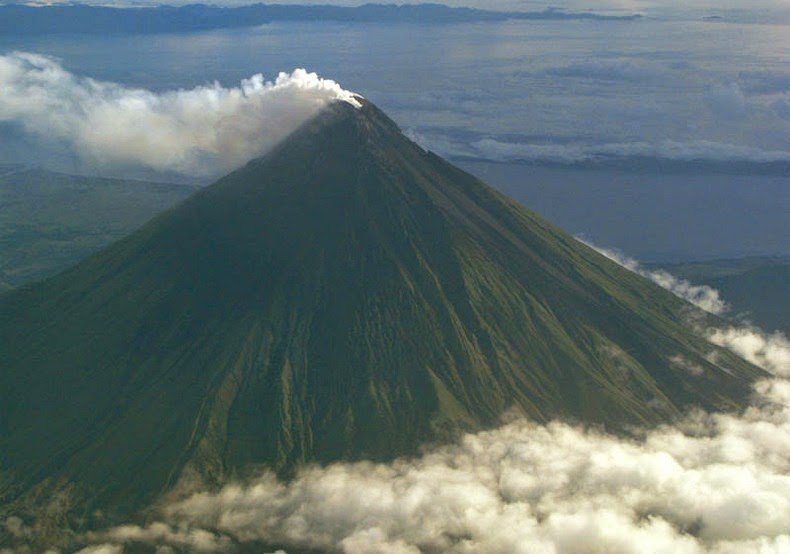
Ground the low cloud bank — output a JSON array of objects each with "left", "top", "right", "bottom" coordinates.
[
  {"left": 80, "top": 378, "right": 790, "bottom": 553},
  {"left": 71, "top": 252, "right": 789, "bottom": 553},
  {"left": 546, "top": 60, "right": 657, "bottom": 82},
  {"left": 407, "top": 130, "right": 790, "bottom": 165},
  {"left": 0, "top": 52, "right": 359, "bottom": 177},
  {"left": 708, "top": 327, "right": 790, "bottom": 377},
  {"left": 7, "top": 248, "right": 790, "bottom": 554}
]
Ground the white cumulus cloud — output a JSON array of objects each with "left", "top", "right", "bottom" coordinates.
[
  {"left": 4, "top": 253, "right": 788, "bottom": 554},
  {"left": 0, "top": 52, "right": 360, "bottom": 177},
  {"left": 77, "top": 371, "right": 790, "bottom": 554},
  {"left": 406, "top": 131, "right": 790, "bottom": 165},
  {"left": 583, "top": 241, "right": 789, "bottom": 378},
  {"left": 71, "top": 265, "right": 790, "bottom": 554},
  {"left": 581, "top": 241, "right": 729, "bottom": 315},
  {"left": 708, "top": 328, "right": 790, "bottom": 377},
  {"left": 705, "top": 83, "right": 748, "bottom": 120}
]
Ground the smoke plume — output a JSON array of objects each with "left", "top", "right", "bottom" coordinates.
[{"left": 0, "top": 52, "right": 360, "bottom": 177}]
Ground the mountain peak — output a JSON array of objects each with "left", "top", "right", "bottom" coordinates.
[
  {"left": 257, "top": 94, "right": 402, "bottom": 155},
  {"left": 0, "top": 100, "right": 765, "bottom": 528}
]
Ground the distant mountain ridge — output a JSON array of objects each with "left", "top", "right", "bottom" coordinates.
[
  {"left": 0, "top": 168, "right": 196, "bottom": 289},
  {"left": 0, "top": 3, "right": 641, "bottom": 35},
  {"left": 0, "top": 99, "right": 763, "bottom": 546}
]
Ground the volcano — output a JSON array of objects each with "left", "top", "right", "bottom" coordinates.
[{"left": 0, "top": 99, "right": 764, "bottom": 529}]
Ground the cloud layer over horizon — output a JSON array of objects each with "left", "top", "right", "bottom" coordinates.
[
  {"left": 406, "top": 130, "right": 790, "bottom": 166},
  {"left": 0, "top": 52, "right": 359, "bottom": 177},
  {"left": 2, "top": 49, "right": 788, "bottom": 179},
  {"left": 76, "top": 375, "right": 790, "bottom": 554}
]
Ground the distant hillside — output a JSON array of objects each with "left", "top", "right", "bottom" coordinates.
[
  {"left": 650, "top": 257, "right": 790, "bottom": 334},
  {"left": 0, "top": 4, "right": 640, "bottom": 36},
  {"left": 0, "top": 168, "right": 196, "bottom": 288}
]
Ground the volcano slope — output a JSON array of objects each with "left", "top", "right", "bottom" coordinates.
[{"left": 0, "top": 99, "right": 764, "bottom": 532}]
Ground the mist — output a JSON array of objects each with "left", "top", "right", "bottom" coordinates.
[
  {"left": 406, "top": 131, "right": 790, "bottom": 166},
  {"left": 0, "top": 52, "right": 359, "bottom": 177}
]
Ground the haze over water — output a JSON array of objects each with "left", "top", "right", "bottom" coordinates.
[{"left": 1, "top": 15, "right": 787, "bottom": 260}]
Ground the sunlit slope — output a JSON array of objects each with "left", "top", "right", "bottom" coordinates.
[{"left": 0, "top": 100, "right": 764, "bottom": 521}]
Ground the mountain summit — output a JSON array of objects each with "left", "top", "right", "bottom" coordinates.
[{"left": 0, "top": 100, "right": 764, "bottom": 526}]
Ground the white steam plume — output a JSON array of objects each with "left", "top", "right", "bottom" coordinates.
[{"left": 0, "top": 52, "right": 360, "bottom": 177}]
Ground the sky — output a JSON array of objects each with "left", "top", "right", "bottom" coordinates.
[{"left": 21, "top": 0, "right": 790, "bottom": 14}]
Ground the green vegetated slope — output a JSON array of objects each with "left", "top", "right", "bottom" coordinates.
[
  {"left": 0, "top": 100, "right": 765, "bottom": 532},
  {"left": 650, "top": 257, "right": 790, "bottom": 335},
  {"left": 0, "top": 168, "right": 196, "bottom": 288}
]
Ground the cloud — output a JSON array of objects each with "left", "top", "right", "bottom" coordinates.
[
  {"left": 84, "top": 522, "right": 232, "bottom": 552},
  {"left": 546, "top": 60, "right": 657, "bottom": 82},
  {"left": 737, "top": 71, "right": 790, "bottom": 95},
  {"left": 770, "top": 96, "right": 790, "bottom": 121},
  {"left": 705, "top": 83, "right": 748, "bottom": 120},
  {"left": 406, "top": 130, "right": 790, "bottom": 165},
  {"left": 8, "top": 244, "right": 790, "bottom": 554},
  {"left": 0, "top": 52, "right": 360, "bottom": 177},
  {"left": 708, "top": 328, "right": 790, "bottom": 377},
  {"left": 585, "top": 242, "right": 789, "bottom": 378},
  {"left": 583, "top": 242, "right": 789, "bottom": 378},
  {"left": 470, "top": 137, "right": 790, "bottom": 164},
  {"left": 74, "top": 546, "right": 123, "bottom": 554},
  {"left": 581, "top": 241, "right": 728, "bottom": 314},
  {"left": 75, "top": 370, "right": 790, "bottom": 554}
]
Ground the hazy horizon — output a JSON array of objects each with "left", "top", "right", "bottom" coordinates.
[
  {"left": 1, "top": 9, "right": 786, "bottom": 261},
  {"left": 9, "top": 0, "right": 790, "bottom": 20}
]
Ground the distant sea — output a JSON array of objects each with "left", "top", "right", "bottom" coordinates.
[{"left": 1, "top": 17, "right": 787, "bottom": 261}]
